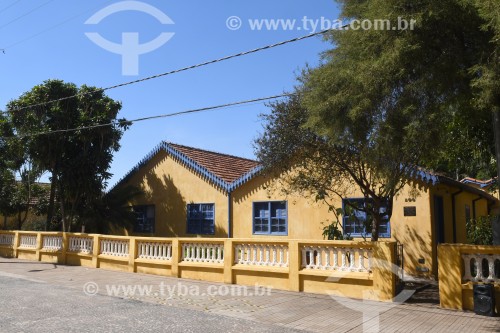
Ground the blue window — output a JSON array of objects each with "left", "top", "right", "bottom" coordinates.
[
  {"left": 342, "top": 198, "right": 390, "bottom": 238},
  {"left": 187, "top": 203, "right": 215, "bottom": 235},
  {"left": 253, "top": 201, "right": 287, "bottom": 235},
  {"left": 133, "top": 205, "right": 155, "bottom": 233}
]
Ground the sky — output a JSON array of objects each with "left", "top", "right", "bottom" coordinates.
[{"left": 0, "top": 0, "right": 341, "bottom": 188}]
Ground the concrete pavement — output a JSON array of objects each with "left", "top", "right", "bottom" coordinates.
[{"left": 0, "top": 258, "right": 498, "bottom": 333}]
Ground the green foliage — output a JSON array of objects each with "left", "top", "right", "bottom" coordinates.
[
  {"left": 80, "top": 185, "right": 142, "bottom": 234},
  {"left": 257, "top": 0, "right": 500, "bottom": 240},
  {"left": 321, "top": 207, "right": 352, "bottom": 240},
  {"left": 466, "top": 215, "right": 496, "bottom": 245},
  {"left": 256, "top": 93, "right": 404, "bottom": 241},
  {"left": 6, "top": 79, "right": 128, "bottom": 232}
]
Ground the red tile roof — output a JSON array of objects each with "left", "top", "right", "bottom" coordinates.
[{"left": 168, "top": 143, "right": 260, "bottom": 183}]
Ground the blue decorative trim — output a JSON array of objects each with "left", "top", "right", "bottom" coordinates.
[
  {"left": 109, "top": 142, "right": 165, "bottom": 191},
  {"left": 407, "top": 166, "right": 439, "bottom": 185},
  {"left": 162, "top": 142, "right": 231, "bottom": 192},
  {"left": 228, "top": 165, "right": 263, "bottom": 192},
  {"left": 109, "top": 141, "right": 263, "bottom": 194},
  {"left": 110, "top": 142, "right": 446, "bottom": 196}
]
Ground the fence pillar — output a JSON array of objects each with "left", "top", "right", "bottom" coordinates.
[
  {"left": 438, "top": 244, "right": 463, "bottom": 309},
  {"left": 35, "top": 233, "right": 43, "bottom": 261},
  {"left": 289, "top": 240, "right": 300, "bottom": 292},
  {"left": 171, "top": 239, "right": 181, "bottom": 278},
  {"left": 372, "top": 241, "right": 396, "bottom": 301},
  {"left": 128, "top": 237, "right": 136, "bottom": 273},
  {"left": 61, "top": 232, "right": 69, "bottom": 264},
  {"left": 13, "top": 231, "right": 19, "bottom": 258},
  {"left": 223, "top": 239, "right": 234, "bottom": 284},
  {"left": 91, "top": 234, "right": 100, "bottom": 268}
]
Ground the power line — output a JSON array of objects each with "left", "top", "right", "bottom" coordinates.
[
  {"left": 4, "top": 0, "right": 115, "bottom": 50},
  {"left": 0, "top": 0, "right": 22, "bottom": 15},
  {"left": 0, "top": 0, "right": 55, "bottom": 31},
  {"left": 5, "top": 93, "right": 291, "bottom": 139},
  {"left": 3, "top": 27, "right": 338, "bottom": 115}
]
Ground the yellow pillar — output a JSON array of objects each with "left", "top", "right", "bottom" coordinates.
[
  {"left": 438, "top": 244, "right": 463, "bottom": 310},
  {"left": 288, "top": 240, "right": 300, "bottom": 292},
  {"left": 61, "top": 232, "right": 69, "bottom": 264},
  {"left": 372, "top": 241, "right": 396, "bottom": 301},
  {"left": 35, "top": 232, "right": 43, "bottom": 261},
  {"left": 128, "top": 237, "right": 136, "bottom": 273},
  {"left": 171, "top": 239, "right": 181, "bottom": 278},
  {"left": 223, "top": 239, "right": 234, "bottom": 284},
  {"left": 91, "top": 234, "right": 100, "bottom": 268},
  {"left": 13, "top": 231, "right": 19, "bottom": 258}
]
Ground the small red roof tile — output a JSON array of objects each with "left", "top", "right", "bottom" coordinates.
[{"left": 168, "top": 143, "right": 260, "bottom": 183}]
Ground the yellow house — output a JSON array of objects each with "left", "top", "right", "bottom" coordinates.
[{"left": 112, "top": 141, "right": 498, "bottom": 279}]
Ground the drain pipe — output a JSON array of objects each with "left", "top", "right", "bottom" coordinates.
[
  {"left": 472, "top": 196, "right": 482, "bottom": 220},
  {"left": 227, "top": 191, "right": 232, "bottom": 238},
  {"left": 451, "top": 189, "right": 463, "bottom": 243}
]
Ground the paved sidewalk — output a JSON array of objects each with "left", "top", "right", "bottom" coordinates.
[{"left": 0, "top": 258, "right": 498, "bottom": 333}]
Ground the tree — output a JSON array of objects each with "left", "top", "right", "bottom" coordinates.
[
  {"left": 260, "top": 0, "right": 500, "bottom": 240},
  {"left": 7, "top": 80, "right": 128, "bottom": 232},
  {"left": 6, "top": 163, "right": 49, "bottom": 230},
  {"left": 0, "top": 114, "right": 23, "bottom": 225},
  {"left": 256, "top": 93, "right": 427, "bottom": 241}
]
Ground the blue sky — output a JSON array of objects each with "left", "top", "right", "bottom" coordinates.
[{"left": 0, "top": 0, "right": 340, "bottom": 188}]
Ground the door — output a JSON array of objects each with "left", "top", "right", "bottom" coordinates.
[{"left": 434, "top": 196, "right": 445, "bottom": 244}]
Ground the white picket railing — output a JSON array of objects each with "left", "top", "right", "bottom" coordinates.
[
  {"left": 19, "top": 234, "right": 37, "bottom": 249},
  {"left": 301, "top": 246, "right": 373, "bottom": 273},
  {"left": 42, "top": 236, "right": 63, "bottom": 251},
  {"left": 137, "top": 241, "right": 172, "bottom": 261},
  {"left": 0, "top": 233, "right": 14, "bottom": 247},
  {"left": 462, "top": 253, "right": 500, "bottom": 283},
  {"left": 234, "top": 243, "right": 289, "bottom": 267},
  {"left": 68, "top": 237, "right": 93, "bottom": 254},
  {"left": 182, "top": 243, "right": 224, "bottom": 264},
  {"left": 100, "top": 239, "right": 129, "bottom": 257}
]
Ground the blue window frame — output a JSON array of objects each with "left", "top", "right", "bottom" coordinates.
[
  {"left": 187, "top": 203, "right": 215, "bottom": 235},
  {"left": 133, "top": 205, "right": 155, "bottom": 233},
  {"left": 253, "top": 201, "right": 287, "bottom": 235},
  {"left": 342, "top": 198, "right": 390, "bottom": 238}
]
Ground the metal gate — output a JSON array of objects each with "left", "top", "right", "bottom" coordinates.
[{"left": 395, "top": 242, "right": 405, "bottom": 293}]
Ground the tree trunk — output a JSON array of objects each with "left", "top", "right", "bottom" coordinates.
[
  {"left": 493, "top": 107, "right": 500, "bottom": 200},
  {"left": 46, "top": 172, "right": 57, "bottom": 230},
  {"left": 371, "top": 213, "right": 381, "bottom": 241},
  {"left": 59, "top": 183, "right": 66, "bottom": 233}
]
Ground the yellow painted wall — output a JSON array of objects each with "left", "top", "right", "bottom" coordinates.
[
  {"left": 117, "top": 150, "right": 497, "bottom": 279},
  {"left": 121, "top": 150, "right": 229, "bottom": 238},
  {"left": 438, "top": 244, "right": 500, "bottom": 312},
  {"left": 232, "top": 175, "right": 439, "bottom": 278},
  {"left": 389, "top": 183, "right": 434, "bottom": 278},
  {"left": 232, "top": 175, "right": 330, "bottom": 239}
]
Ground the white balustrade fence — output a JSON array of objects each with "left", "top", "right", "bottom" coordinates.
[
  {"left": 19, "top": 234, "right": 37, "bottom": 249},
  {"left": 138, "top": 241, "right": 172, "bottom": 261},
  {"left": 182, "top": 243, "right": 224, "bottom": 264},
  {"left": 69, "top": 237, "right": 93, "bottom": 254},
  {"left": 0, "top": 234, "right": 14, "bottom": 247},
  {"left": 234, "top": 243, "right": 289, "bottom": 267},
  {"left": 42, "top": 236, "right": 63, "bottom": 251},
  {"left": 462, "top": 253, "right": 500, "bottom": 283},
  {"left": 301, "top": 246, "right": 373, "bottom": 273},
  {"left": 100, "top": 239, "right": 129, "bottom": 257}
]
